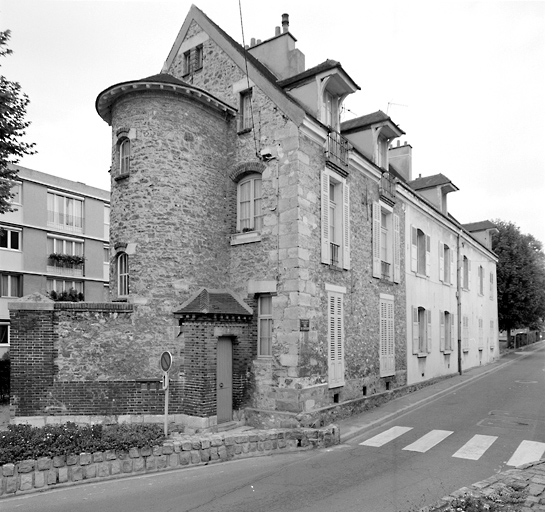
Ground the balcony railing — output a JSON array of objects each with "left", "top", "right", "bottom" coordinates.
[
  {"left": 330, "top": 243, "right": 340, "bottom": 267},
  {"left": 47, "top": 264, "right": 83, "bottom": 277},
  {"left": 379, "top": 171, "right": 396, "bottom": 203},
  {"left": 381, "top": 261, "right": 391, "bottom": 280},
  {"left": 326, "top": 131, "right": 351, "bottom": 168}
]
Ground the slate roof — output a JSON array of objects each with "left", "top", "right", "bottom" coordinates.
[
  {"left": 462, "top": 220, "right": 497, "bottom": 232},
  {"left": 174, "top": 288, "right": 253, "bottom": 317},
  {"left": 408, "top": 173, "right": 456, "bottom": 191},
  {"left": 341, "top": 110, "right": 392, "bottom": 132},
  {"left": 278, "top": 59, "right": 359, "bottom": 90}
]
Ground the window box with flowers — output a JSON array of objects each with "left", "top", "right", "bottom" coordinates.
[{"left": 47, "top": 253, "right": 85, "bottom": 276}]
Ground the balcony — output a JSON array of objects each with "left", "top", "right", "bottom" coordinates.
[
  {"left": 381, "top": 261, "right": 391, "bottom": 280},
  {"left": 326, "top": 131, "right": 351, "bottom": 169},
  {"left": 330, "top": 243, "right": 340, "bottom": 267},
  {"left": 379, "top": 171, "right": 396, "bottom": 205},
  {"left": 47, "top": 254, "right": 84, "bottom": 277}
]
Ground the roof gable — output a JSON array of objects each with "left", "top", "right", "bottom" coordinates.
[{"left": 174, "top": 288, "right": 253, "bottom": 319}]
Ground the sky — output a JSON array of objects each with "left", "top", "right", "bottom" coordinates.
[{"left": 2, "top": 0, "right": 544, "bottom": 244}]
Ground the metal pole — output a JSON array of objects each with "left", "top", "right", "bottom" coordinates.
[
  {"left": 164, "top": 372, "right": 169, "bottom": 436},
  {"left": 457, "top": 232, "right": 462, "bottom": 375}
]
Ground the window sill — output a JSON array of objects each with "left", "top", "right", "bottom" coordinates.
[
  {"left": 237, "top": 128, "right": 252, "bottom": 135},
  {"left": 463, "top": 348, "right": 469, "bottom": 353},
  {"left": 114, "top": 173, "right": 130, "bottom": 182},
  {"left": 415, "top": 272, "right": 427, "bottom": 279},
  {"left": 231, "top": 231, "right": 261, "bottom": 245},
  {"left": 442, "top": 350, "right": 453, "bottom": 355},
  {"left": 416, "top": 353, "right": 428, "bottom": 358}
]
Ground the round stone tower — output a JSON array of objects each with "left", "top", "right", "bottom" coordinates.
[{"left": 96, "top": 74, "right": 238, "bottom": 308}]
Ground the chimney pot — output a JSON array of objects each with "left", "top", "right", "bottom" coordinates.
[
  {"left": 282, "top": 13, "right": 289, "bottom": 33},
  {"left": 397, "top": 140, "right": 400, "bottom": 147},
  {"left": 257, "top": 39, "right": 261, "bottom": 45},
  {"left": 275, "top": 26, "right": 281, "bottom": 36},
  {"left": 250, "top": 37, "right": 256, "bottom": 47}
]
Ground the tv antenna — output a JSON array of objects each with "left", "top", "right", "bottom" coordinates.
[{"left": 387, "top": 102, "right": 408, "bottom": 114}]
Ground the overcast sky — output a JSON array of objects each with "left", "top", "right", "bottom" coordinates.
[{"left": 2, "top": 0, "right": 544, "bottom": 244}]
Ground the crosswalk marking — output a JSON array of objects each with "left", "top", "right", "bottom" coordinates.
[
  {"left": 506, "top": 440, "right": 545, "bottom": 467},
  {"left": 402, "top": 430, "right": 453, "bottom": 453},
  {"left": 359, "top": 426, "right": 413, "bottom": 447},
  {"left": 452, "top": 434, "right": 498, "bottom": 460}
]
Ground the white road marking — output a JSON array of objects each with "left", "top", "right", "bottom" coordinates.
[
  {"left": 506, "top": 440, "right": 545, "bottom": 467},
  {"left": 452, "top": 434, "right": 498, "bottom": 460},
  {"left": 359, "top": 426, "right": 413, "bottom": 447},
  {"left": 402, "top": 430, "right": 453, "bottom": 453}
]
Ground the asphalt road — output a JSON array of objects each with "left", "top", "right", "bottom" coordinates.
[{"left": 3, "top": 347, "right": 544, "bottom": 512}]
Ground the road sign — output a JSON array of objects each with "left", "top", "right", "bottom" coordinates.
[
  {"left": 160, "top": 351, "right": 173, "bottom": 372},
  {"left": 161, "top": 373, "right": 169, "bottom": 391}
]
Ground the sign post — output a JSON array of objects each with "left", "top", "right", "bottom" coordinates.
[{"left": 159, "top": 351, "right": 173, "bottom": 436}]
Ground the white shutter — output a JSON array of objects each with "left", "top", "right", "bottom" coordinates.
[
  {"left": 489, "top": 273, "right": 494, "bottom": 300},
  {"left": 380, "top": 298, "right": 395, "bottom": 377},
  {"left": 321, "top": 171, "right": 330, "bottom": 264},
  {"left": 342, "top": 183, "right": 350, "bottom": 270},
  {"left": 462, "top": 315, "right": 469, "bottom": 351},
  {"left": 412, "top": 306, "right": 420, "bottom": 354},
  {"left": 438, "top": 241, "right": 444, "bottom": 282},
  {"left": 450, "top": 249, "right": 455, "bottom": 286},
  {"left": 426, "top": 308, "right": 432, "bottom": 353},
  {"left": 478, "top": 318, "right": 484, "bottom": 349},
  {"left": 393, "top": 213, "right": 400, "bottom": 283},
  {"left": 372, "top": 202, "right": 381, "bottom": 278},
  {"left": 425, "top": 234, "right": 431, "bottom": 277},
  {"left": 439, "top": 311, "right": 445, "bottom": 352},
  {"left": 467, "top": 259, "right": 472, "bottom": 291},
  {"left": 410, "top": 226, "right": 418, "bottom": 273},
  {"left": 450, "top": 313, "right": 455, "bottom": 352},
  {"left": 328, "top": 292, "right": 345, "bottom": 388}
]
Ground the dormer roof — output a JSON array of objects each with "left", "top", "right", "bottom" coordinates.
[
  {"left": 173, "top": 288, "right": 253, "bottom": 320},
  {"left": 341, "top": 110, "right": 405, "bottom": 138},
  {"left": 409, "top": 173, "right": 459, "bottom": 194},
  {"left": 462, "top": 220, "right": 498, "bottom": 233}
]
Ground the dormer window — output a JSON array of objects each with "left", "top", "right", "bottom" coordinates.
[{"left": 324, "top": 91, "right": 338, "bottom": 130}]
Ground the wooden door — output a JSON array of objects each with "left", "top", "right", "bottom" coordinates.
[{"left": 216, "top": 337, "right": 233, "bottom": 423}]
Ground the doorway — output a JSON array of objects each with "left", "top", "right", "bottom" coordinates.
[{"left": 216, "top": 337, "right": 233, "bottom": 423}]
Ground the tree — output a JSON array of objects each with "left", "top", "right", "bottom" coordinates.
[
  {"left": 0, "top": 29, "right": 35, "bottom": 214},
  {"left": 492, "top": 220, "right": 545, "bottom": 345}
]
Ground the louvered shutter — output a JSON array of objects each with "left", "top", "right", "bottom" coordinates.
[
  {"left": 450, "top": 249, "right": 455, "bottom": 285},
  {"left": 372, "top": 202, "right": 381, "bottom": 278},
  {"left": 426, "top": 308, "right": 432, "bottom": 353},
  {"left": 410, "top": 226, "right": 418, "bottom": 272},
  {"left": 412, "top": 306, "right": 420, "bottom": 354},
  {"left": 438, "top": 241, "right": 444, "bottom": 282},
  {"left": 380, "top": 298, "right": 395, "bottom": 377},
  {"left": 467, "top": 260, "right": 472, "bottom": 290},
  {"left": 342, "top": 183, "right": 350, "bottom": 270},
  {"left": 328, "top": 292, "right": 345, "bottom": 388},
  {"left": 450, "top": 313, "right": 455, "bottom": 352},
  {"left": 489, "top": 273, "right": 494, "bottom": 300},
  {"left": 393, "top": 213, "right": 400, "bottom": 283},
  {"left": 439, "top": 311, "right": 445, "bottom": 352},
  {"left": 425, "top": 234, "right": 431, "bottom": 277},
  {"left": 321, "top": 171, "right": 330, "bottom": 264}
]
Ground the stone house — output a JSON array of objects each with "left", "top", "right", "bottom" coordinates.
[{"left": 9, "top": 5, "right": 496, "bottom": 429}]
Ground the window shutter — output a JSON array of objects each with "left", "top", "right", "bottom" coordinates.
[
  {"left": 450, "top": 249, "right": 455, "bottom": 286},
  {"left": 372, "top": 202, "right": 381, "bottom": 278},
  {"left": 425, "top": 234, "right": 431, "bottom": 277},
  {"left": 393, "top": 213, "right": 400, "bottom": 283},
  {"left": 426, "top": 308, "right": 432, "bottom": 353},
  {"left": 380, "top": 298, "right": 395, "bottom": 377},
  {"left": 438, "top": 241, "right": 444, "bottom": 282},
  {"left": 321, "top": 171, "right": 330, "bottom": 264},
  {"left": 450, "top": 314, "right": 455, "bottom": 352},
  {"left": 439, "top": 311, "right": 445, "bottom": 352},
  {"left": 489, "top": 273, "right": 494, "bottom": 300},
  {"left": 328, "top": 292, "right": 345, "bottom": 388},
  {"left": 412, "top": 306, "right": 420, "bottom": 355},
  {"left": 410, "top": 226, "right": 418, "bottom": 273},
  {"left": 467, "top": 260, "right": 471, "bottom": 290},
  {"left": 342, "top": 183, "right": 350, "bottom": 270}
]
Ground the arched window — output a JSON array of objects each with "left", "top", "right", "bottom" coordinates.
[
  {"left": 117, "top": 252, "right": 129, "bottom": 298},
  {"left": 237, "top": 173, "right": 262, "bottom": 232},
  {"left": 119, "top": 139, "right": 130, "bottom": 175}
]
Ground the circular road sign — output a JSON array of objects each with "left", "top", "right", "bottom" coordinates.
[{"left": 160, "top": 351, "right": 173, "bottom": 372}]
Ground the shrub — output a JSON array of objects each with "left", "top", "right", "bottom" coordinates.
[{"left": 0, "top": 422, "right": 165, "bottom": 465}]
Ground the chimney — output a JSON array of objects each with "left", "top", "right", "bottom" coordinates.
[
  {"left": 282, "top": 13, "right": 289, "bottom": 33},
  {"left": 388, "top": 142, "right": 413, "bottom": 182},
  {"left": 275, "top": 26, "right": 281, "bottom": 36},
  {"left": 250, "top": 37, "right": 256, "bottom": 47}
]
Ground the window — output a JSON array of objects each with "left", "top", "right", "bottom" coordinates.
[
  {"left": 439, "top": 242, "right": 454, "bottom": 284},
  {"left": 489, "top": 272, "right": 494, "bottom": 300},
  {"left": 323, "top": 90, "right": 339, "bottom": 129},
  {"left": 0, "top": 227, "right": 21, "bottom": 250},
  {"left": 104, "top": 206, "right": 110, "bottom": 240},
  {"left": 47, "top": 236, "right": 84, "bottom": 276},
  {"left": 489, "top": 320, "right": 495, "bottom": 347},
  {"left": 412, "top": 306, "right": 431, "bottom": 355},
  {"left": 240, "top": 89, "right": 252, "bottom": 131},
  {"left": 183, "top": 50, "right": 191, "bottom": 75},
  {"left": 328, "top": 290, "right": 345, "bottom": 388},
  {"left": 321, "top": 170, "right": 350, "bottom": 269},
  {"left": 46, "top": 279, "right": 83, "bottom": 299},
  {"left": 258, "top": 295, "right": 272, "bottom": 357},
  {"left": 379, "top": 296, "right": 395, "bottom": 377},
  {"left": 478, "top": 266, "right": 484, "bottom": 295},
  {"left": 195, "top": 44, "right": 203, "bottom": 70},
  {"left": 440, "top": 310, "right": 454, "bottom": 352},
  {"left": 462, "top": 256, "right": 471, "bottom": 290},
  {"left": 0, "top": 274, "right": 22, "bottom": 297},
  {"left": 103, "top": 245, "right": 110, "bottom": 281},
  {"left": 47, "top": 192, "right": 84, "bottom": 233},
  {"left": 410, "top": 226, "right": 430, "bottom": 276},
  {"left": 372, "top": 202, "right": 400, "bottom": 282},
  {"left": 47, "top": 236, "right": 83, "bottom": 257},
  {"left": 237, "top": 173, "right": 262, "bottom": 232},
  {"left": 0, "top": 323, "right": 8, "bottom": 344},
  {"left": 462, "top": 315, "right": 469, "bottom": 351},
  {"left": 119, "top": 139, "right": 130, "bottom": 176},
  {"left": 117, "top": 252, "right": 129, "bottom": 298},
  {"left": 478, "top": 317, "right": 484, "bottom": 349}
]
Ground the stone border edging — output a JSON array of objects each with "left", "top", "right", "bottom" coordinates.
[{"left": 0, "top": 425, "right": 340, "bottom": 498}]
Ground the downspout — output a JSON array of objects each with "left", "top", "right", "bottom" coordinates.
[{"left": 456, "top": 231, "right": 462, "bottom": 375}]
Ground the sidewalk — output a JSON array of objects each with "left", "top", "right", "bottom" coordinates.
[{"left": 334, "top": 341, "right": 545, "bottom": 511}]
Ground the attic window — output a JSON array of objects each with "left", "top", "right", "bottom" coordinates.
[
  {"left": 183, "top": 51, "right": 191, "bottom": 76},
  {"left": 195, "top": 45, "right": 203, "bottom": 70}
]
